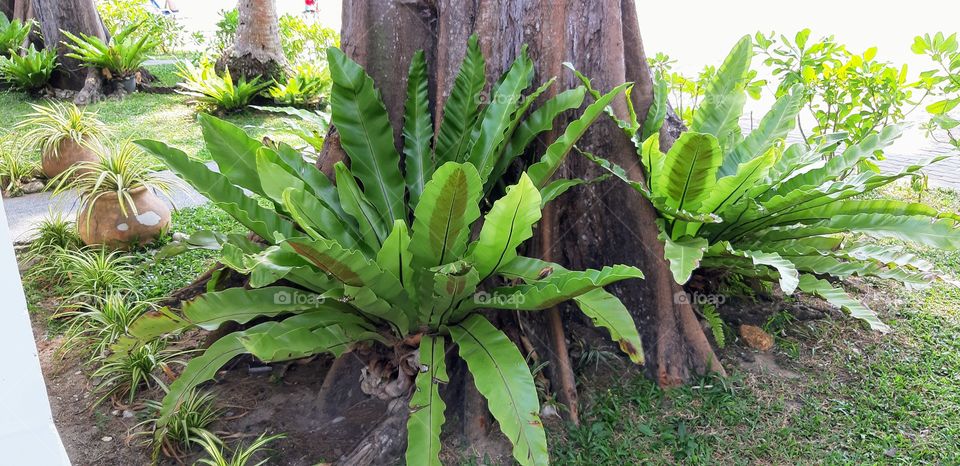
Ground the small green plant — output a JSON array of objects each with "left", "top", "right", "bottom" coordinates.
[
  {"left": 52, "top": 141, "right": 176, "bottom": 221},
  {"left": 58, "top": 293, "right": 153, "bottom": 359},
  {"left": 47, "top": 247, "right": 136, "bottom": 298},
  {"left": 0, "top": 136, "right": 39, "bottom": 196},
  {"left": 192, "top": 430, "right": 284, "bottom": 466},
  {"left": 912, "top": 32, "right": 960, "bottom": 149},
  {"left": 0, "top": 45, "right": 57, "bottom": 92},
  {"left": 0, "top": 15, "right": 33, "bottom": 56},
  {"left": 585, "top": 36, "right": 960, "bottom": 334},
  {"left": 16, "top": 101, "right": 107, "bottom": 159},
  {"left": 267, "top": 64, "right": 329, "bottom": 108},
  {"left": 92, "top": 339, "right": 180, "bottom": 405},
  {"left": 139, "top": 388, "right": 222, "bottom": 457},
  {"left": 176, "top": 59, "right": 269, "bottom": 112},
  {"left": 701, "top": 304, "right": 726, "bottom": 348},
  {"left": 62, "top": 20, "right": 160, "bottom": 79}
]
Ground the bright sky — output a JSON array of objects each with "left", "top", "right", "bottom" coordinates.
[{"left": 180, "top": 0, "right": 959, "bottom": 80}]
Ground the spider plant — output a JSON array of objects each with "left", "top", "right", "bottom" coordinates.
[
  {"left": 0, "top": 44, "right": 57, "bottom": 92},
  {"left": 92, "top": 339, "right": 182, "bottom": 405},
  {"left": 57, "top": 293, "right": 154, "bottom": 359},
  {"left": 25, "top": 211, "right": 83, "bottom": 258},
  {"left": 192, "top": 430, "right": 284, "bottom": 466},
  {"left": 176, "top": 59, "right": 269, "bottom": 112},
  {"left": 16, "top": 101, "right": 107, "bottom": 161},
  {"left": 41, "top": 246, "right": 136, "bottom": 298},
  {"left": 138, "top": 389, "right": 222, "bottom": 457},
  {"left": 62, "top": 20, "right": 160, "bottom": 78},
  {"left": 52, "top": 141, "right": 176, "bottom": 220},
  {"left": 0, "top": 136, "right": 39, "bottom": 196}
]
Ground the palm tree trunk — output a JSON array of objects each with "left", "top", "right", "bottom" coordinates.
[{"left": 218, "top": 0, "right": 287, "bottom": 81}]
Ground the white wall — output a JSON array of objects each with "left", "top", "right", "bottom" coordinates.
[{"left": 0, "top": 199, "right": 70, "bottom": 465}]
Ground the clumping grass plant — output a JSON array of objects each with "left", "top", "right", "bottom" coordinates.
[
  {"left": 192, "top": 430, "right": 284, "bottom": 466},
  {"left": 16, "top": 101, "right": 107, "bottom": 159},
  {"left": 92, "top": 339, "right": 181, "bottom": 405},
  {"left": 176, "top": 59, "right": 269, "bottom": 112},
  {"left": 52, "top": 141, "right": 176, "bottom": 219},
  {"left": 57, "top": 293, "right": 154, "bottom": 359},
  {"left": 138, "top": 388, "right": 223, "bottom": 458},
  {"left": 0, "top": 135, "right": 39, "bottom": 196}
]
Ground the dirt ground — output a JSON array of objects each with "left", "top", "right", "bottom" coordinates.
[{"left": 35, "top": 319, "right": 390, "bottom": 466}]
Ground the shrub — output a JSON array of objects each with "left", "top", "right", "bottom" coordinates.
[
  {"left": 26, "top": 211, "right": 83, "bottom": 258},
  {"left": 176, "top": 59, "right": 269, "bottom": 112},
  {"left": 124, "top": 38, "right": 644, "bottom": 466},
  {"left": 912, "top": 32, "right": 960, "bottom": 149},
  {"left": 0, "top": 45, "right": 57, "bottom": 91},
  {"left": 210, "top": 8, "right": 238, "bottom": 54},
  {"left": 97, "top": 0, "right": 184, "bottom": 54},
  {"left": 16, "top": 101, "right": 108, "bottom": 158},
  {"left": 585, "top": 36, "right": 960, "bottom": 333},
  {"left": 0, "top": 15, "right": 33, "bottom": 57},
  {"left": 267, "top": 63, "right": 329, "bottom": 108},
  {"left": 63, "top": 20, "right": 160, "bottom": 79},
  {"left": 277, "top": 14, "right": 338, "bottom": 64},
  {"left": 756, "top": 29, "right": 913, "bottom": 162}
]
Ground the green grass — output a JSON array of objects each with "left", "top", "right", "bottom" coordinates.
[
  {"left": 0, "top": 64, "right": 301, "bottom": 164},
  {"left": 128, "top": 204, "right": 244, "bottom": 300},
  {"left": 551, "top": 183, "right": 960, "bottom": 464}
]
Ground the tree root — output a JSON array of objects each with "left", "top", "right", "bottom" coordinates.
[{"left": 335, "top": 396, "right": 410, "bottom": 466}]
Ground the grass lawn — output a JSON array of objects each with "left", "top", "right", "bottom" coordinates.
[
  {"left": 550, "top": 185, "right": 960, "bottom": 464},
  {"left": 0, "top": 63, "right": 300, "bottom": 165}
]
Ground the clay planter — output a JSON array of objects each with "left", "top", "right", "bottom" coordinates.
[
  {"left": 77, "top": 186, "right": 171, "bottom": 249},
  {"left": 41, "top": 138, "right": 98, "bottom": 179}
]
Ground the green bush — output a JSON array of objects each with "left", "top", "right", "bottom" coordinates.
[
  {"left": 124, "top": 37, "right": 645, "bottom": 466},
  {"left": 210, "top": 8, "right": 238, "bottom": 54},
  {"left": 97, "top": 0, "right": 183, "bottom": 53},
  {"left": 756, "top": 29, "right": 913, "bottom": 163},
  {"left": 0, "top": 45, "right": 57, "bottom": 91},
  {"left": 586, "top": 36, "right": 960, "bottom": 333},
  {"left": 912, "top": 32, "right": 960, "bottom": 149},
  {"left": 175, "top": 59, "right": 270, "bottom": 112},
  {"left": 63, "top": 20, "right": 160, "bottom": 78},
  {"left": 277, "top": 14, "right": 338, "bottom": 64}
]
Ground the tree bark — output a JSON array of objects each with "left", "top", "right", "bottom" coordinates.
[
  {"left": 31, "top": 0, "right": 105, "bottom": 92},
  {"left": 218, "top": 0, "right": 287, "bottom": 81},
  {"left": 321, "top": 0, "right": 726, "bottom": 462}
]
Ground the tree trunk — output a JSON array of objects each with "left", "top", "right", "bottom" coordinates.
[
  {"left": 31, "top": 0, "right": 105, "bottom": 93},
  {"left": 319, "top": 0, "right": 725, "bottom": 462},
  {"left": 218, "top": 0, "right": 287, "bottom": 81}
]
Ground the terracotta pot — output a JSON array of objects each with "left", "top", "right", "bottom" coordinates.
[
  {"left": 77, "top": 186, "right": 171, "bottom": 250},
  {"left": 41, "top": 138, "right": 98, "bottom": 179}
]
